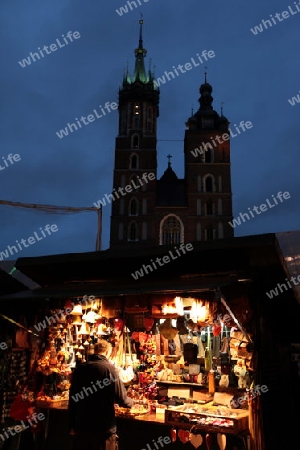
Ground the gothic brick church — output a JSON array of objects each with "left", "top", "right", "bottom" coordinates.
[{"left": 109, "top": 21, "right": 233, "bottom": 250}]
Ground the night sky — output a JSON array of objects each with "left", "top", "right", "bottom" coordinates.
[{"left": 0, "top": 0, "right": 299, "bottom": 259}]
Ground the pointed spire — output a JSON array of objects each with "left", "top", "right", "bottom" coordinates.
[
  {"left": 198, "top": 68, "right": 213, "bottom": 110},
  {"left": 221, "top": 102, "right": 224, "bottom": 116},
  {"left": 153, "top": 64, "right": 157, "bottom": 82},
  {"left": 161, "top": 155, "right": 178, "bottom": 181},
  {"left": 138, "top": 14, "right": 143, "bottom": 48},
  {"left": 122, "top": 61, "right": 131, "bottom": 87},
  {"left": 133, "top": 16, "right": 147, "bottom": 83}
]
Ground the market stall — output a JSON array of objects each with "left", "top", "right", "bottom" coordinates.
[
  {"left": 1, "top": 233, "right": 299, "bottom": 449},
  {"left": 15, "top": 286, "right": 256, "bottom": 450}
]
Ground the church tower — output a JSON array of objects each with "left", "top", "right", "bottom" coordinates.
[
  {"left": 183, "top": 74, "right": 234, "bottom": 241},
  {"left": 109, "top": 20, "right": 159, "bottom": 249}
]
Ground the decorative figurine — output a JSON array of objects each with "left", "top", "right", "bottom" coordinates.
[{"left": 233, "top": 359, "right": 247, "bottom": 388}]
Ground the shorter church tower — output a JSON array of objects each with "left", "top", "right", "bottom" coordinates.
[{"left": 183, "top": 74, "right": 234, "bottom": 241}]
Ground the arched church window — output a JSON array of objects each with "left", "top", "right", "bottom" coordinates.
[
  {"left": 204, "top": 175, "right": 214, "bottom": 192},
  {"left": 129, "top": 198, "right": 138, "bottom": 216},
  {"left": 132, "top": 135, "right": 139, "bottom": 149},
  {"left": 205, "top": 148, "right": 213, "bottom": 163},
  {"left": 129, "top": 222, "right": 138, "bottom": 241},
  {"left": 130, "top": 153, "right": 138, "bottom": 169},
  {"left": 160, "top": 215, "right": 183, "bottom": 245}
]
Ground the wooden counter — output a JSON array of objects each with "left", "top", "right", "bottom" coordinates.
[
  {"left": 36, "top": 402, "right": 164, "bottom": 424},
  {"left": 32, "top": 406, "right": 172, "bottom": 450},
  {"left": 33, "top": 402, "right": 249, "bottom": 450}
]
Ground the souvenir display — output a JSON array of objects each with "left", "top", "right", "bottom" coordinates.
[{"left": 1, "top": 292, "right": 256, "bottom": 449}]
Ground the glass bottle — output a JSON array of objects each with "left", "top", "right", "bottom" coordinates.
[
  {"left": 205, "top": 347, "right": 212, "bottom": 371},
  {"left": 208, "top": 370, "right": 215, "bottom": 394}
]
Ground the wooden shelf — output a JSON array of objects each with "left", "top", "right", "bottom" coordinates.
[
  {"left": 156, "top": 380, "right": 245, "bottom": 396},
  {"left": 156, "top": 380, "right": 206, "bottom": 388}
]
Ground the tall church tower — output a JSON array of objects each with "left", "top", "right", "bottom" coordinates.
[
  {"left": 109, "top": 20, "right": 159, "bottom": 250},
  {"left": 109, "top": 22, "right": 233, "bottom": 250},
  {"left": 183, "top": 75, "right": 234, "bottom": 241}
]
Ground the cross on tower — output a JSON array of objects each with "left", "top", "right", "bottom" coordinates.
[{"left": 167, "top": 154, "right": 172, "bottom": 167}]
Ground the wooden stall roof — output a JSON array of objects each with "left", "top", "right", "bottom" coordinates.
[
  {"left": 13, "top": 234, "right": 281, "bottom": 284},
  {"left": 0, "top": 233, "right": 293, "bottom": 301}
]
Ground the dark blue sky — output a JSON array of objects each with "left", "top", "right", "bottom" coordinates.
[{"left": 0, "top": 0, "right": 299, "bottom": 259}]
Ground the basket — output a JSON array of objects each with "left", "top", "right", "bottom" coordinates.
[{"left": 115, "top": 405, "right": 149, "bottom": 417}]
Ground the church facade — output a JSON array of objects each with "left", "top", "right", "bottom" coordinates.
[{"left": 109, "top": 21, "right": 233, "bottom": 250}]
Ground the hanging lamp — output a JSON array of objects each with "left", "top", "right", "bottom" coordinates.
[
  {"left": 70, "top": 304, "right": 83, "bottom": 315},
  {"left": 78, "top": 322, "right": 90, "bottom": 335}
]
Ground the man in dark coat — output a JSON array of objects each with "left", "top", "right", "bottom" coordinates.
[{"left": 68, "top": 339, "right": 133, "bottom": 450}]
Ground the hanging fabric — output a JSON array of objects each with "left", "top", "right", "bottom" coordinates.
[
  {"left": 220, "top": 337, "right": 231, "bottom": 375},
  {"left": 197, "top": 334, "right": 205, "bottom": 358},
  {"left": 113, "top": 330, "right": 135, "bottom": 385},
  {"left": 211, "top": 334, "right": 221, "bottom": 357}
]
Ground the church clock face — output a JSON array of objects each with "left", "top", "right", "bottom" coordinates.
[{"left": 202, "top": 117, "right": 213, "bottom": 129}]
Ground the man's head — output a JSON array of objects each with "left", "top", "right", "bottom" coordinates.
[{"left": 94, "top": 339, "right": 112, "bottom": 357}]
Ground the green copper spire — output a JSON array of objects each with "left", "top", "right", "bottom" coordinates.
[
  {"left": 132, "top": 19, "right": 148, "bottom": 83},
  {"left": 122, "top": 61, "right": 131, "bottom": 87}
]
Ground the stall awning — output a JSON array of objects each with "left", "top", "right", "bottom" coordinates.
[
  {"left": 0, "top": 274, "right": 241, "bottom": 300},
  {"left": 0, "top": 260, "right": 40, "bottom": 296},
  {"left": 1, "top": 232, "right": 298, "bottom": 307}
]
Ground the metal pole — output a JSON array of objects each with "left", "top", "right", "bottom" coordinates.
[
  {"left": 218, "top": 290, "right": 253, "bottom": 344},
  {"left": 95, "top": 207, "right": 102, "bottom": 251}
]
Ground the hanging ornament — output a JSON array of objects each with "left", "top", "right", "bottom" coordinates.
[
  {"left": 144, "top": 318, "right": 154, "bottom": 331},
  {"left": 212, "top": 324, "right": 221, "bottom": 336},
  {"left": 78, "top": 322, "right": 90, "bottom": 335},
  {"left": 114, "top": 318, "right": 124, "bottom": 332},
  {"left": 70, "top": 304, "right": 83, "bottom": 315}
]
